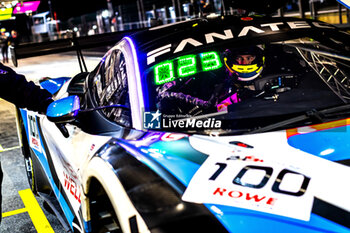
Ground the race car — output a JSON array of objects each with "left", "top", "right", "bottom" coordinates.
[{"left": 16, "top": 12, "right": 350, "bottom": 233}]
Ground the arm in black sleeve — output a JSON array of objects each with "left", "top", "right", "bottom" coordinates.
[{"left": 0, "top": 63, "right": 53, "bottom": 113}]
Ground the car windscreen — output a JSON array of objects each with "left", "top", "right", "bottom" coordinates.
[{"left": 141, "top": 33, "right": 350, "bottom": 134}]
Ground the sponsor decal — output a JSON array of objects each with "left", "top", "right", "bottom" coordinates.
[
  {"left": 143, "top": 110, "right": 221, "bottom": 130},
  {"left": 63, "top": 171, "right": 81, "bottom": 204},
  {"left": 27, "top": 111, "right": 42, "bottom": 152},
  {"left": 90, "top": 143, "right": 96, "bottom": 151},
  {"left": 212, "top": 187, "right": 277, "bottom": 206},
  {"left": 226, "top": 155, "right": 264, "bottom": 162},
  {"left": 182, "top": 155, "right": 314, "bottom": 221},
  {"left": 147, "top": 21, "right": 334, "bottom": 65},
  {"left": 160, "top": 133, "right": 187, "bottom": 141}
]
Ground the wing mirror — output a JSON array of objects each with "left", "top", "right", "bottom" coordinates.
[{"left": 46, "top": 95, "right": 80, "bottom": 123}]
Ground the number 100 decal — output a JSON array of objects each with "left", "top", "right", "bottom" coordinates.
[
  {"left": 209, "top": 163, "right": 311, "bottom": 196},
  {"left": 182, "top": 158, "right": 314, "bottom": 221}
]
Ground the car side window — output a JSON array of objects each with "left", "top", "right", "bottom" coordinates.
[{"left": 94, "top": 49, "right": 132, "bottom": 127}]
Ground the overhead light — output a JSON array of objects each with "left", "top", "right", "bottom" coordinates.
[{"left": 102, "top": 9, "right": 109, "bottom": 18}]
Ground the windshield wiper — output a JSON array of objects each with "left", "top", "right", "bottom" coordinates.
[{"left": 250, "top": 104, "right": 350, "bottom": 134}]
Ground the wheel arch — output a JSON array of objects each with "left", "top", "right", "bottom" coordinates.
[
  {"left": 82, "top": 140, "right": 228, "bottom": 233},
  {"left": 82, "top": 157, "right": 150, "bottom": 233}
]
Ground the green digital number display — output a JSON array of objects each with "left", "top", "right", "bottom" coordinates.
[
  {"left": 154, "top": 51, "right": 222, "bottom": 85},
  {"left": 154, "top": 61, "right": 175, "bottom": 85},
  {"left": 200, "top": 51, "right": 222, "bottom": 71},
  {"left": 178, "top": 55, "right": 197, "bottom": 77}
]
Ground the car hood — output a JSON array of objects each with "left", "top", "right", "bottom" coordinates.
[{"left": 126, "top": 120, "right": 350, "bottom": 233}]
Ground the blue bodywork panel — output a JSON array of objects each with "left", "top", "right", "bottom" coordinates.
[
  {"left": 20, "top": 109, "right": 75, "bottom": 230},
  {"left": 125, "top": 131, "right": 350, "bottom": 233},
  {"left": 287, "top": 125, "right": 350, "bottom": 162},
  {"left": 40, "top": 77, "right": 70, "bottom": 95}
]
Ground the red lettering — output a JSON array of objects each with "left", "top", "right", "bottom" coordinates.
[
  {"left": 76, "top": 187, "right": 81, "bottom": 203},
  {"left": 228, "top": 190, "right": 243, "bottom": 198},
  {"left": 213, "top": 187, "right": 277, "bottom": 206},
  {"left": 70, "top": 178, "right": 76, "bottom": 196},
  {"left": 246, "top": 193, "right": 266, "bottom": 202},
  {"left": 63, "top": 171, "right": 81, "bottom": 203},
  {"left": 266, "top": 197, "right": 277, "bottom": 206},
  {"left": 63, "top": 172, "right": 70, "bottom": 189},
  {"left": 72, "top": 179, "right": 80, "bottom": 202},
  {"left": 213, "top": 187, "right": 227, "bottom": 196},
  {"left": 32, "top": 138, "right": 39, "bottom": 147}
]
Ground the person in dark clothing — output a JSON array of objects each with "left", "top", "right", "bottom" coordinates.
[
  {"left": 0, "top": 29, "right": 9, "bottom": 63},
  {"left": 0, "top": 63, "right": 53, "bottom": 222},
  {"left": 8, "top": 30, "right": 19, "bottom": 47}
]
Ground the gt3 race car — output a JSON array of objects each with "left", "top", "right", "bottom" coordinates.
[{"left": 16, "top": 12, "right": 350, "bottom": 233}]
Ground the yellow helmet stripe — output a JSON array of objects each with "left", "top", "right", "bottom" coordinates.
[{"left": 231, "top": 64, "right": 259, "bottom": 73}]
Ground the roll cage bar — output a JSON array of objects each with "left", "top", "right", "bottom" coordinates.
[{"left": 295, "top": 45, "right": 350, "bottom": 103}]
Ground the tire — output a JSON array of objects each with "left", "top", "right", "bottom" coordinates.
[{"left": 89, "top": 180, "right": 122, "bottom": 233}]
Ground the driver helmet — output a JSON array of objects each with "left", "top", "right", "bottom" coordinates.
[{"left": 223, "top": 45, "right": 265, "bottom": 81}]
